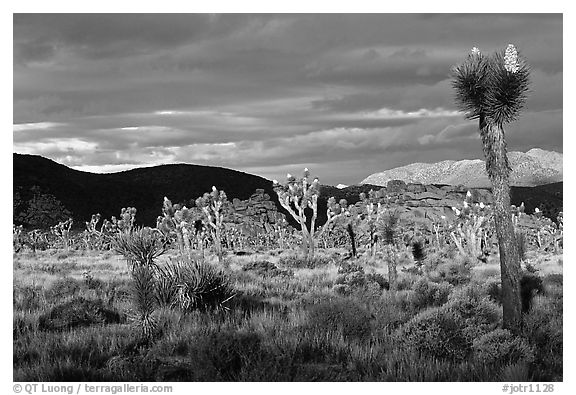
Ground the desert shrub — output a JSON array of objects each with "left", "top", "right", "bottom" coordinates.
[
  {"left": 337, "top": 261, "right": 364, "bottom": 274},
  {"left": 370, "top": 291, "right": 415, "bottom": 333},
  {"left": 333, "top": 284, "right": 352, "bottom": 296},
  {"left": 397, "top": 283, "right": 501, "bottom": 361},
  {"left": 401, "top": 265, "right": 423, "bottom": 276},
  {"left": 397, "top": 307, "right": 470, "bottom": 360},
  {"left": 444, "top": 284, "right": 501, "bottom": 342},
  {"left": 395, "top": 275, "right": 418, "bottom": 291},
  {"left": 522, "top": 295, "right": 563, "bottom": 381},
  {"left": 38, "top": 297, "right": 122, "bottom": 331},
  {"left": 278, "top": 254, "right": 333, "bottom": 269},
  {"left": 472, "top": 329, "right": 534, "bottom": 366},
  {"left": 112, "top": 227, "right": 166, "bottom": 268},
  {"left": 156, "top": 257, "right": 235, "bottom": 312},
  {"left": 366, "top": 272, "right": 389, "bottom": 290},
  {"left": 427, "top": 257, "right": 472, "bottom": 286},
  {"left": 186, "top": 330, "right": 263, "bottom": 381},
  {"left": 241, "top": 260, "right": 293, "bottom": 278},
  {"left": 13, "top": 283, "right": 44, "bottom": 311},
  {"left": 83, "top": 271, "right": 104, "bottom": 290},
  {"left": 543, "top": 273, "right": 562, "bottom": 288},
  {"left": 44, "top": 277, "right": 81, "bottom": 300},
  {"left": 13, "top": 311, "right": 39, "bottom": 340},
  {"left": 306, "top": 297, "right": 373, "bottom": 341},
  {"left": 335, "top": 271, "right": 366, "bottom": 288},
  {"left": 333, "top": 263, "right": 388, "bottom": 296},
  {"left": 409, "top": 278, "right": 453, "bottom": 310}
]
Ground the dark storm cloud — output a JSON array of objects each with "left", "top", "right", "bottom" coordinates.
[{"left": 13, "top": 14, "right": 562, "bottom": 184}]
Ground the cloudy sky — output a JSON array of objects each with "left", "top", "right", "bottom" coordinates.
[{"left": 13, "top": 14, "right": 562, "bottom": 185}]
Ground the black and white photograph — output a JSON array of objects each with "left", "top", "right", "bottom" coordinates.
[{"left": 11, "top": 9, "right": 566, "bottom": 386}]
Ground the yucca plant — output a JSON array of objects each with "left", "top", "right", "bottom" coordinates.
[
  {"left": 157, "top": 257, "right": 235, "bottom": 312},
  {"left": 452, "top": 44, "right": 530, "bottom": 333},
  {"left": 112, "top": 227, "right": 167, "bottom": 269}
]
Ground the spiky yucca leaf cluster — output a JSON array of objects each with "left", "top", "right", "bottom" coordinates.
[
  {"left": 112, "top": 227, "right": 167, "bottom": 269},
  {"left": 379, "top": 209, "right": 400, "bottom": 246},
  {"left": 452, "top": 44, "right": 530, "bottom": 127},
  {"left": 155, "top": 257, "right": 235, "bottom": 312},
  {"left": 452, "top": 50, "right": 492, "bottom": 122}
]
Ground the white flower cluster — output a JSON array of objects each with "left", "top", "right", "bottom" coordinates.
[
  {"left": 471, "top": 47, "right": 481, "bottom": 56},
  {"left": 504, "top": 44, "right": 519, "bottom": 73}
]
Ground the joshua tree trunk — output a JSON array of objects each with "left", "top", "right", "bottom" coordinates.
[
  {"left": 347, "top": 223, "right": 357, "bottom": 257},
  {"left": 481, "top": 119, "right": 522, "bottom": 333}
]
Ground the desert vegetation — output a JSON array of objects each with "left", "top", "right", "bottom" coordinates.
[
  {"left": 13, "top": 169, "right": 563, "bottom": 381},
  {"left": 12, "top": 44, "right": 562, "bottom": 382}
]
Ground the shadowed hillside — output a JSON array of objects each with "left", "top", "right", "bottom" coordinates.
[
  {"left": 13, "top": 154, "right": 287, "bottom": 228},
  {"left": 14, "top": 154, "right": 562, "bottom": 230}
]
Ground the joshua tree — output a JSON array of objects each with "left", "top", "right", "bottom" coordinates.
[
  {"left": 452, "top": 44, "right": 530, "bottom": 332},
  {"left": 273, "top": 168, "right": 345, "bottom": 261},
  {"left": 196, "top": 186, "right": 228, "bottom": 264}
]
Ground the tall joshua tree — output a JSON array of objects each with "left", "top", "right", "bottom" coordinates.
[{"left": 452, "top": 44, "right": 530, "bottom": 333}]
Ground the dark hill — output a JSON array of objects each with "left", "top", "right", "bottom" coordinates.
[
  {"left": 13, "top": 153, "right": 286, "bottom": 228},
  {"left": 14, "top": 154, "right": 562, "bottom": 230}
]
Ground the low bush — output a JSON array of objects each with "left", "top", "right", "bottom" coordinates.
[
  {"left": 278, "top": 254, "right": 333, "bottom": 269},
  {"left": 186, "top": 330, "right": 263, "bottom": 381},
  {"left": 427, "top": 256, "right": 472, "bottom": 286},
  {"left": 472, "top": 329, "right": 534, "bottom": 366},
  {"left": 409, "top": 278, "right": 453, "bottom": 310},
  {"left": 397, "top": 283, "right": 501, "bottom": 361},
  {"left": 397, "top": 307, "right": 470, "bottom": 360},
  {"left": 444, "top": 284, "right": 501, "bottom": 342},
  {"left": 370, "top": 291, "right": 415, "bottom": 333},
  {"left": 333, "top": 263, "right": 388, "bottom": 296},
  {"left": 38, "top": 297, "right": 122, "bottom": 331},
  {"left": 522, "top": 295, "right": 563, "bottom": 381},
  {"left": 241, "top": 260, "right": 293, "bottom": 278},
  {"left": 305, "top": 297, "right": 373, "bottom": 341},
  {"left": 13, "top": 283, "right": 44, "bottom": 311},
  {"left": 44, "top": 277, "right": 81, "bottom": 300}
]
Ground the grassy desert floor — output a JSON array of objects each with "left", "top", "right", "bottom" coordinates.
[{"left": 13, "top": 246, "right": 563, "bottom": 382}]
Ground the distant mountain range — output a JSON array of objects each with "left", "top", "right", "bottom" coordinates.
[
  {"left": 13, "top": 153, "right": 563, "bottom": 229},
  {"left": 361, "top": 148, "right": 562, "bottom": 188}
]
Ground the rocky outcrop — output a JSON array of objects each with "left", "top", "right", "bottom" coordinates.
[
  {"left": 227, "top": 189, "right": 285, "bottom": 225},
  {"left": 350, "top": 180, "right": 494, "bottom": 226}
]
